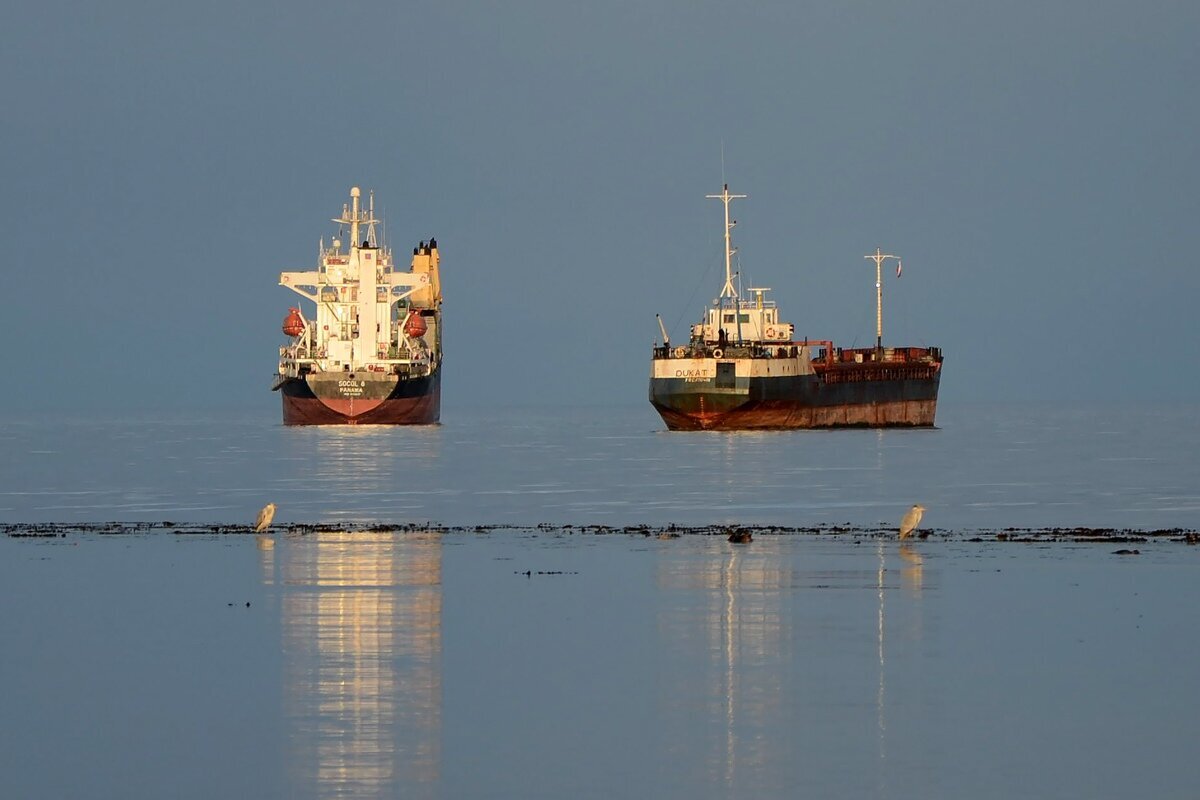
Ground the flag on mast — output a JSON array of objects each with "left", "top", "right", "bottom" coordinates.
[{"left": 896, "top": 260, "right": 903, "bottom": 278}]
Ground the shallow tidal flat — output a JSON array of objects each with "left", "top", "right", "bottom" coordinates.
[
  {"left": 5, "top": 520, "right": 1199, "bottom": 544},
  {"left": 4, "top": 525, "right": 1199, "bottom": 799}
]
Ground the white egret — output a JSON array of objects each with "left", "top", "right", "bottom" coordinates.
[
  {"left": 254, "top": 503, "right": 277, "bottom": 533},
  {"left": 899, "top": 504, "right": 926, "bottom": 540}
]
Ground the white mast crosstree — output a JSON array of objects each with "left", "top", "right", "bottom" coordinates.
[
  {"left": 707, "top": 183, "right": 747, "bottom": 342},
  {"left": 864, "top": 247, "right": 902, "bottom": 351}
]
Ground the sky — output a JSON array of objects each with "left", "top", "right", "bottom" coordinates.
[{"left": 3, "top": 0, "right": 1197, "bottom": 413}]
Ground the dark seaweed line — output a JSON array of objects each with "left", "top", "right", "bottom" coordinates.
[{"left": 3, "top": 521, "right": 1198, "bottom": 544}]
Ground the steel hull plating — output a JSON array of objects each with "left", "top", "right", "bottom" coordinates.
[
  {"left": 279, "top": 369, "right": 441, "bottom": 425},
  {"left": 649, "top": 369, "right": 940, "bottom": 431}
]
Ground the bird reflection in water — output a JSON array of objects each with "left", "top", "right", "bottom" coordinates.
[
  {"left": 267, "top": 529, "right": 442, "bottom": 798},
  {"left": 898, "top": 544, "right": 924, "bottom": 593},
  {"left": 256, "top": 532, "right": 276, "bottom": 585}
]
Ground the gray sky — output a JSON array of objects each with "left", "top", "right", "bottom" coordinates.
[{"left": 3, "top": 0, "right": 1197, "bottom": 412}]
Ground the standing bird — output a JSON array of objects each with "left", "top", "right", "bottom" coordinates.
[
  {"left": 254, "top": 503, "right": 277, "bottom": 533},
  {"left": 899, "top": 504, "right": 926, "bottom": 540}
]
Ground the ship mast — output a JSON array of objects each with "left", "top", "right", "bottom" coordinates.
[
  {"left": 864, "top": 247, "right": 901, "bottom": 351},
  {"left": 707, "top": 183, "right": 746, "bottom": 342},
  {"left": 333, "top": 186, "right": 380, "bottom": 248},
  {"left": 708, "top": 184, "right": 745, "bottom": 300}
]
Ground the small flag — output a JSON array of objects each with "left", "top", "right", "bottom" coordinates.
[{"left": 896, "top": 260, "right": 903, "bottom": 278}]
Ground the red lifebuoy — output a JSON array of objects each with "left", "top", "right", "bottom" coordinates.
[{"left": 766, "top": 327, "right": 776, "bottom": 339}]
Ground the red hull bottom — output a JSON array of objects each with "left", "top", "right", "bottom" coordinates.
[
  {"left": 654, "top": 398, "right": 938, "bottom": 431},
  {"left": 281, "top": 383, "right": 441, "bottom": 425}
]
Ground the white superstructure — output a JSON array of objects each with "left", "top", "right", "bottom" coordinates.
[
  {"left": 275, "top": 187, "right": 442, "bottom": 381},
  {"left": 690, "top": 184, "right": 795, "bottom": 345}
]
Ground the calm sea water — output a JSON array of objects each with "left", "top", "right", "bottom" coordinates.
[
  {"left": 2, "top": 404, "right": 1198, "bottom": 799},
  {"left": 2, "top": 403, "right": 1198, "bottom": 530}
]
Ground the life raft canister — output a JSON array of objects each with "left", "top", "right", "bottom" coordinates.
[
  {"left": 282, "top": 307, "right": 305, "bottom": 337},
  {"left": 403, "top": 309, "right": 428, "bottom": 338}
]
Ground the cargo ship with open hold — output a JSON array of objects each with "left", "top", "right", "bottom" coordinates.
[
  {"left": 272, "top": 186, "right": 442, "bottom": 425},
  {"left": 649, "top": 184, "right": 942, "bottom": 431}
]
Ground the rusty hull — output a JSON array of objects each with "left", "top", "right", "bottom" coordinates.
[
  {"left": 649, "top": 346, "right": 942, "bottom": 431},
  {"left": 653, "top": 396, "right": 938, "bottom": 431}
]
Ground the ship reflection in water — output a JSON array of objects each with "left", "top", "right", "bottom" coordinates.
[
  {"left": 278, "top": 424, "right": 444, "bottom": 522},
  {"left": 258, "top": 525, "right": 930, "bottom": 796},
  {"left": 657, "top": 540, "right": 793, "bottom": 790},
  {"left": 657, "top": 537, "right": 930, "bottom": 796},
  {"left": 263, "top": 529, "right": 442, "bottom": 798}
]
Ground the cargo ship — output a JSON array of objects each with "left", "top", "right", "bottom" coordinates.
[
  {"left": 649, "top": 184, "right": 942, "bottom": 430},
  {"left": 272, "top": 187, "right": 442, "bottom": 425}
]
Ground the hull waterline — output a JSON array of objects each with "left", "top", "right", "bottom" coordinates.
[
  {"left": 649, "top": 376, "right": 940, "bottom": 430},
  {"left": 279, "top": 370, "right": 441, "bottom": 426}
]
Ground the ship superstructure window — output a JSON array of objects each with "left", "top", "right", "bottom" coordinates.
[{"left": 722, "top": 314, "right": 751, "bottom": 323}]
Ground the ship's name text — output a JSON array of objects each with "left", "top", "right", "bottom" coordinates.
[
  {"left": 675, "top": 369, "right": 712, "bottom": 382},
  {"left": 338, "top": 379, "right": 365, "bottom": 396}
]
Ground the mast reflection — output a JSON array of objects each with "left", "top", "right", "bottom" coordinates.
[
  {"left": 877, "top": 541, "right": 927, "bottom": 791},
  {"left": 657, "top": 537, "right": 792, "bottom": 790},
  {"left": 273, "top": 530, "right": 442, "bottom": 797},
  {"left": 657, "top": 537, "right": 930, "bottom": 794}
]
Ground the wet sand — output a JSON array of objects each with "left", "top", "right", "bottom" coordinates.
[{"left": 5, "top": 520, "right": 1198, "bottom": 543}]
